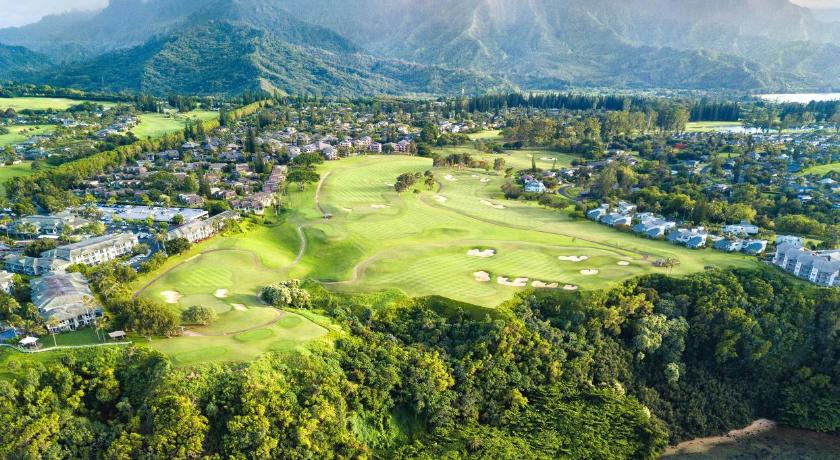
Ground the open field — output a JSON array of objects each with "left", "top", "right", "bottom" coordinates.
[
  {"left": 664, "top": 420, "right": 840, "bottom": 459},
  {"left": 0, "top": 125, "right": 56, "bottom": 147},
  {"left": 685, "top": 121, "right": 742, "bottom": 132},
  {"left": 0, "top": 97, "right": 116, "bottom": 111},
  {"left": 800, "top": 162, "right": 840, "bottom": 176},
  {"left": 468, "top": 129, "right": 504, "bottom": 142},
  {"left": 133, "top": 110, "right": 218, "bottom": 139},
  {"left": 282, "top": 155, "right": 755, "bottom": 307},
  {"left": 437, "top": 145, "right": 579, "bottom": 171},
  {"left": 0, "top": 161, "right": 49, "bottom": 193}
]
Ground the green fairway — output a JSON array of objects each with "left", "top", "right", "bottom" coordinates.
[
  {"left": 132, "top": 311, "right": 330, "bottom": 366},
  {"left": 800, "top": 162, "right": 840, "bottom": 176},
  {"left": 0, "top": 125, "right": 56, "bottom": 147},
  {"left": 468, "top": 129, "right": 504, "bottom": 141},
  {"left": 133, "top": 110, "right": 218, "bottom": 139},
  {"left": 282, "top": 155, "right": 756, "bottom": 307},
  {"left": 0, "top": 97, "right": 115, "bottom": 111},
  {"left": 685, "top": 121, "right": 742, "bottom": 132},
  {"left": 0, "top": 161, "right": 46, "bottom": 193}
]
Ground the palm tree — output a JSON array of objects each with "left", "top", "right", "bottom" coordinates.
[{"left": 47, "top": 317, "right": 60, "bottom": 347}]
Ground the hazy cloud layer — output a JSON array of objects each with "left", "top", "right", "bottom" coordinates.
[
  {"left": 792, "top": 0, "right": 840, "bottom": 9},
  {"left": 0, "top": 0, "right": 108, "bottom": 28}
]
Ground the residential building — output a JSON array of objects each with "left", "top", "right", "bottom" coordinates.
[
  {"left": 9, "top": 213, "right": 89, "bottom": 238},
  {"left": 42, "top": 233, "right": 139, "bottom": 266},
  {"left": 31, "top": 272, "right": 102, "bottom": 333},
  {"left": 524, "top": 180, "right": 546, "bottom": 193},
  {"left": 773, "top": 243, "right": 840, "bottom": 287},
  {"left": 4, "top": 255, "right": 71, "bottom": 276},
  {"left": 601, "top": 213, "right": 632, "bottom": 227},
  {"left": 0, "top": 270, "right": 14, "bottom": 293},
  {"left": 667, "top": 228, "right": 708, "bottom": 249},
  {"left": 722, "top": 220, "right": 760, "bottom": 236},
  {"left": 166, "top": 211, "right": 240, "bottom": 243}
]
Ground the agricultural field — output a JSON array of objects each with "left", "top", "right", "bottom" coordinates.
[
  {"left": 0, "top": 125, "right": 56, "bottom": 147},
  {"left": 0, "top": 97, "right": 115, "bottom": 111},
  {"left": 800, "top": 162, "right": 840, "bottom": 176},
  {"left": 133, "top": 110, "right": 218, "bottom": 139}
]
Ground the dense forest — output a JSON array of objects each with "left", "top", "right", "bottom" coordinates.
[{"left": 1, "top": 268, "right": 837, "bottom": 458}]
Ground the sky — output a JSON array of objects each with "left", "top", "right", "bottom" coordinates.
[
  {"left": 0, "top": 0, "right": 108, "bottom": 28},
  {"left": 1, "top": 0, "right": 840, "bottom": 29}
]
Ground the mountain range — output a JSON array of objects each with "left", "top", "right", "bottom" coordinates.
[{"left": 1, "top": 0, "right": 840, "bottom": 96}]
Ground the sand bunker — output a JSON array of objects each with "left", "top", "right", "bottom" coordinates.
[
  {"left": 558, "top": 255, "right": 589, "bottom": 262},
  {"left": 480, "top": 200, "right": 505, "bottom": 209},
  {"left": 434, "top": 195, "right": 448, "bottom": 203},
  {"left": 444, "top": 174, "right": 458, "bottom": 182},
  {"left": 498, "top": 276, "right": 529, "bottom": 287},
  {"left": 540, "top": 157, "right": 555, "bottom": 161},
  {"left": 580, "top": 269, "right": 600, "bottom": 276},
  {"left": 480, "top": 178, "right": 492, "bottom": 183},
  {"left": 371, "top": 204, "right": 391, "bottom": 209},
  {"left": 231, "top": 303, "right": 248, "bottom": 311},
  {"left": 181, "top": 330, "right": 204, "bottom": 337},
  {"left": 160, "top": 291, "right": 183, "bottom": 304},
  {"left": 471, "top": 174, "right": 479, "bottom": 178},
  {"left": 214, "top": 289, "right": 229, "bottom": 299},
  {"left": 563, "top": 285, "right": 579, "bottom": 291},
  {"left": 474, "top": 271, "right": 491, "bottom": 282},
  {"left": 467, "top": 249, "right": 496, "bottom": 258},
  {"left": 384, "top": 182, "right": 394, "bottom": 187},
  {"left": 532, "top": 281, "right": 559, "bottom": 289},
  {"left": 617, "top": 261, "right": 631, "bottom": 266},
  {"left": 341, "top": 207, "right": 353, "bottom": 212}
]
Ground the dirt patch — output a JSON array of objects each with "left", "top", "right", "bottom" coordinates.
[
  {"left": 498, "top": 276, "right": 529, "bottom": 287},
  {"left": 563, "top": 285, "right": 579, "bottom": 291},
  {"left": 214, "top": 289, "right": 229, "bottom": 298},
  {"left": 558, "top": 255, "right": 589, "bottom": 262},
  {"left": 160, "top": 290, "right": 183, "bottom": 304},
  {"left": 181, "top": 329, "right": 204, "bottom": 337},
  {"left": 444, "top": 174, "right": 458, "bottom": 182},
  {"left": 580, "top": 269, "right": 600, "bottom": 276},
  {"left": 532, "top": 281, "right": 559, "bottom": 289},
  {"left": 480, "top": 200, "right": 505, "bottom": 209},
  {"left": 467, "top": 249, "right": 496, "bottom": 258},
  {"left": 434, "top": 195, "right": 448, "bottom": 203},
  {"left": 474, "top": 271, "right": 491, "bottom": 282},
  {"left": 617, "top": 261, "right": 631, "bottom": 266},
  {"left": 231, "top": 303, "right": 248, "bottom": 311}
]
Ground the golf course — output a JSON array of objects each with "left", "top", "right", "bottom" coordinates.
[
  {"left": 0, "top": 96, "right": 117, "bottom": 111},
  {"left": 134, "top": 110, "right": 219, "bottom": 139}
]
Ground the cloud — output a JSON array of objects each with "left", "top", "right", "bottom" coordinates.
[
  {"left": 0, "top": 0, "right": 108, "bottom": 28},
  {"left": 791, "top": 0, "right": 840, "bottom": 9}
]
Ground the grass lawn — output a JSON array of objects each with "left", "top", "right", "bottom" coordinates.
[
  {"left": 130, "top": 311, "right": 331, "bottom": 366},
  {"left": 280, "top": 155, "right": 756, "bottom": 307},
  {"left": 0, "top": 125, "right": 56, "bottom": 147},
  {"left": 0, "top": 97, "right": 116, "bottom": 111},
  {"left": 468, "top": 129, "right": 504, "bottom": 142},
  {"left": 800, "top": 163, "right": 840, "bottom": 176},
  {"left": 0, "top": 161, "right": 52, "bottom": 193},
  {"left": 685, "top": 121, "right": 742, "bottom": 132},
  {"left": 133, "top": 110, "right": 218, "bottom": 139}
]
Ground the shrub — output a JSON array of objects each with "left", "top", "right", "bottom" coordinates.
[
  {"left": 260, "top": 279, "right": 311, "bottom": 309},
  {"left": 181, "top": 305, "right": 218, "bottom": 326}
]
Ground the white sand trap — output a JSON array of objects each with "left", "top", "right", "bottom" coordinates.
[
  {"left": 214, "top": 289, "right": 229, "bottom": 299},
  {"left": 181, "top": 330, "right": 204, "bottom": 337},
  {"left": 532, "top": 281, "right": 559, "bottom": 289},
  {"left": 471, "top": 174, "right": 479, "bottom": 178},
  {"left": 371, "top": 204, "right": 391, "bottom": 209},
  {"left": 563, "top": 285, "right": 579, "bottom": 291},
  {"left": 480, "top": 200, "right": 505, "bottom": 209},
  {"left": 434, "top": 195, "right": 448, "bottom": 203},
  {"left": 341, "top": 207, "right": 353, "bottom": 212},
  {"left": 384, "top": 183, "right": 394, "bottom": 187},
  {"left": 617, "top": 261, "right": 631, "bottom": 266},
  {"left": 160, "top": 291, "right": 183, "bottom": 304},
  {"left": 540, "top": 157, "right": 555, "bottom": 161},
  {"left": 580, "top": 269, "right": 600, "bottom": 276},
  {"left": 480, "top": 178, "right": 492, "bottom": 183},
  {"left": 558, "top": 255, "right": 589, "bottom": 262},
  {"left": 474, "top": 271, "right": 491, "bottom": 282},
  {"left": 498, "top": 276, "right": 529, "bottom": 287},
  {"left": 444, "top": 174, "right": 458, "bottom": 182},
  {"left": 467, "top": 249, "right": 496, "bottom": 258},
  {"left": 231, "top": 303, "right": 248, "bottom": 311}
]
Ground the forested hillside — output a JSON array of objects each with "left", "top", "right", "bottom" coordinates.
[
  {"left": 3, "top": 0, "right": 840, "bottom": 93},
  {"left": 2, "top": 268, "right": 837, "bottom": 457}
]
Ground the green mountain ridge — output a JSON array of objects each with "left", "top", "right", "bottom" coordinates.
[{"left": 28, "top": 22, "right": 507, "bottom": 97}]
